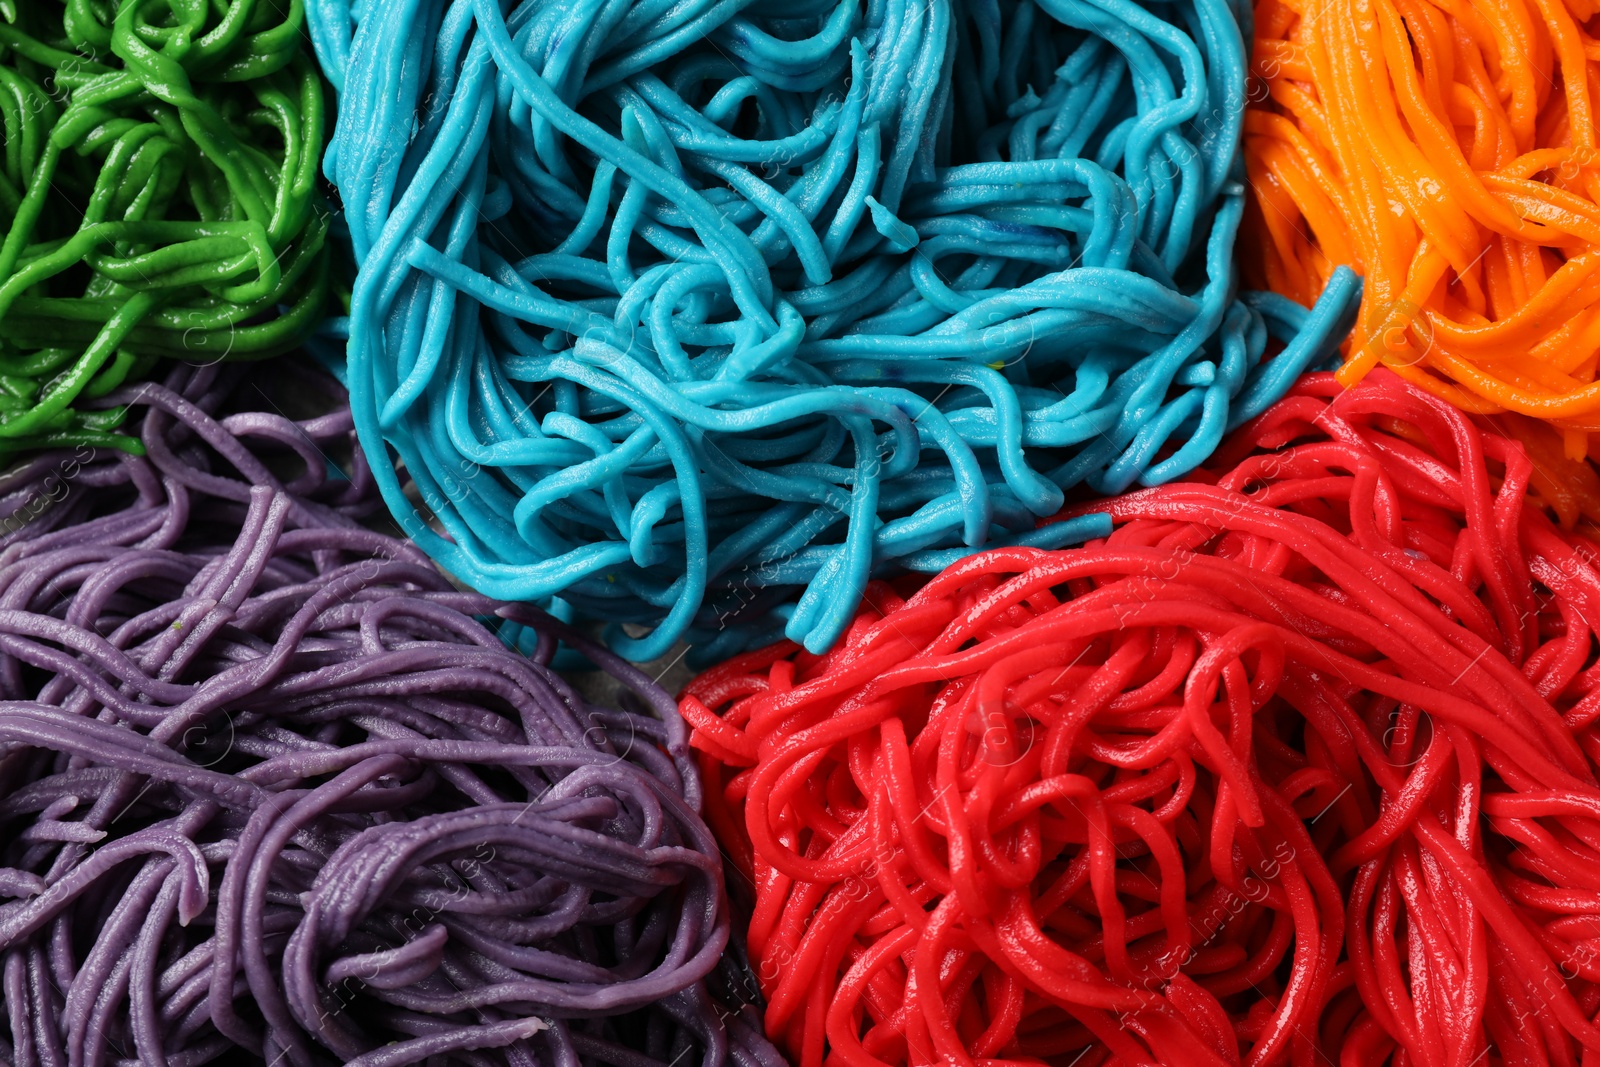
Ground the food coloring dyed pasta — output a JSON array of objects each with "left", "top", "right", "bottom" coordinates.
[{"left": 307, "top": 0, "right": 1359, "bottom": 659}]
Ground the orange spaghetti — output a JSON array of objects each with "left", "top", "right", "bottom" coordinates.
[{"left": 1242, "top": 0, "right": 1600, "bottom": 464}]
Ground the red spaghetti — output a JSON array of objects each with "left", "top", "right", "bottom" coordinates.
[{"left": 683, "top": 369, "right": 1600, "bottom": 1067}]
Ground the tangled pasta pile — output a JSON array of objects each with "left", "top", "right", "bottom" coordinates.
[
  {"left": 0, "top": 0, "right": 329, "bottom": 456},
  {"left": 683, "top": 369, "right": 1600, "bottom": 1067},
  {"left": 0, "top": 363, "right": 781, "bottom": 1067},
  {"left": 306, "top": 0, "right": 1360, "bottom": 660},
  {"left": 1243, "top": 0, "right": 1600, "bottom": 449}
]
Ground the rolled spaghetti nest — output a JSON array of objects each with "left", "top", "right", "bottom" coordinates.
[
  {"left": 684, "top": 368, "right": 1600, "bottom": 1067},
  {"left": 306, "top": 0, "right": 1360, "bottom": 661},
  {"left": 0, "top": 363, "right": 782, "bottom": 1067},
  {"left": 0, "top": 0, "right": 330, "bottom": 456}
]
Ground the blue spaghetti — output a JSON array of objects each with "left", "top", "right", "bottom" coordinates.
[{"left": 307, "top": 0, "right": 1360, "bottom": 660}]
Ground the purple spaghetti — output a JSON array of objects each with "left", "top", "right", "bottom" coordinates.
[{"left": 0, "top": 363, "right": 780, "bottom": 1067}]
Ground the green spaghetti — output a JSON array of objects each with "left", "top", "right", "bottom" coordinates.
[{"left": 0, "top": 0, "right": 328, "bottom": 455}]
